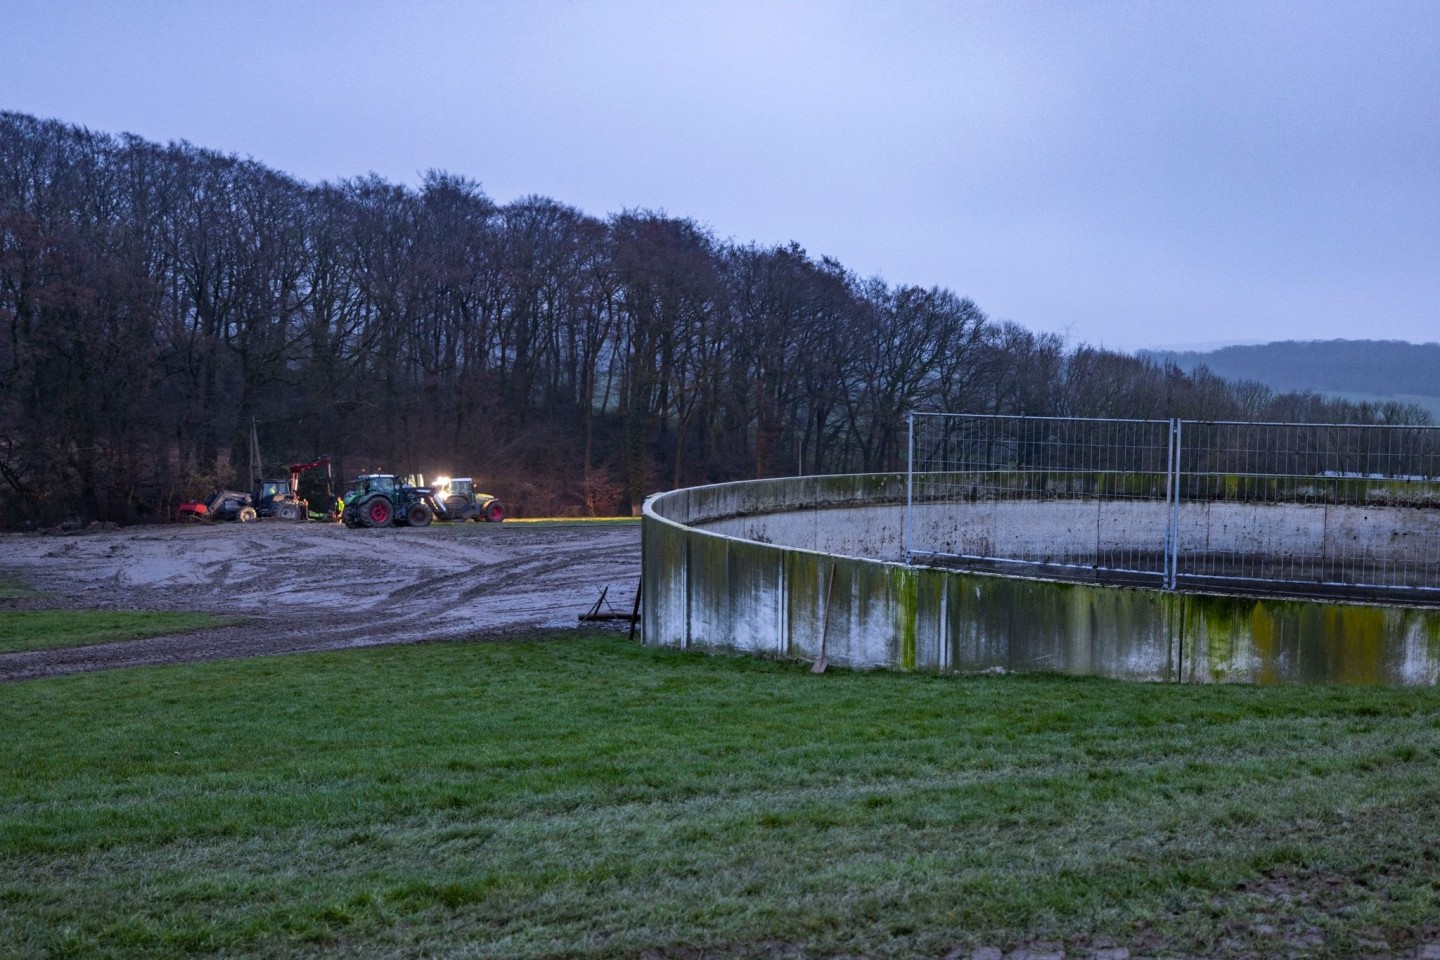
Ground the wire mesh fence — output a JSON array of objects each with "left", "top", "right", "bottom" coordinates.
[{"left": 906, "top": 413, "right": 1440, "bottom": 600}]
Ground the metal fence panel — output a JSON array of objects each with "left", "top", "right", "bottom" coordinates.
[
  {"left": 907, "top": 414, "right": 1440, "bottom": 599},
  {"left": 1174, "top": 420, "right": 1440, "bottom": 595},
  {"left": 906, "top": 413, "right": 1175, "bottom": 583}
]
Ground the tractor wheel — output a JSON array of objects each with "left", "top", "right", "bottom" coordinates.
[
  {"left": 276, "top": 502, "right": 302, "bottom": 522},
  {"left": 359, "top": 495, "right": 392, "bottom": 527},
  {"left": 483, "top": 500, "right": 506, "bottom": 523},
  {"left": 406, "top": 502, "right": 433, "bottom": 527},
  {"left": 237, "top": 506, "right": 257, "bottom": 523},
  {"left": 445, "top": 495, "right": 469, "bottom": 521}
]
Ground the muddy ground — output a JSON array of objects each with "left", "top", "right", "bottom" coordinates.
[{"left": 0, "top": 520, "right": 641, "bottom": 682}]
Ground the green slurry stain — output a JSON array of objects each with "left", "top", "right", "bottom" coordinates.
[
  {"left": 1184, "top": 593, "right": 1416, "bottom": 685},
  {"left": 889, "top": 565, "right": 918, "bottom": 670}
]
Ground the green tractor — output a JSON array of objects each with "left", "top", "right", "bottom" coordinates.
[
  {"left": 341, "top": 474, "right": 434, "bottom": 528},
  {"left": 430, "top": 476, "right": 506, "bottom": 523}
]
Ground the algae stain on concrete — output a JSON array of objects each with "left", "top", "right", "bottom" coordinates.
[
  {"left": 785, "top": 550, "right": 824, "bottom": 660},
  {"left": 1178, "top": 591, "right": 1431, "bottom": 685},
  {"left": 1184, "top": 594, "right": 1245, "bottom": 683},
  {"left": 1317, "top": 605, "right": 1386, "bottom": 686},
  {"left": 890, "top": 565, "right": 918, "bottom": 670},
  {"left": 1248, "top": 602, "right": 1283, "bottom": 685},
  {"left": 1426, "top": 614, "right": 1440, "bottom": 659}
]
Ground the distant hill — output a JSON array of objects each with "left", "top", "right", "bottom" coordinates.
[{"left": 1143, "top": 339, "right": 1440, "bottom": 400}]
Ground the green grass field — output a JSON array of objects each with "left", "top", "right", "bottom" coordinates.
[
  {"left": 0, "top": 575, "right": 38, "bottom": 600},
  {"left": 3, "top": 634, "right": 1440, "bottom": 958},
  {"left": 0, "top": 610, "right": 237, "bottom": 654}
]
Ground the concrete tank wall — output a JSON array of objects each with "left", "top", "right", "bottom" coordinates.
[{"left": 642, "top": 475, "right": 1440, "bottom": 684}]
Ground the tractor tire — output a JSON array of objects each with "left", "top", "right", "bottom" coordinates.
[
  {"left": 237, "top": 506, "right": 257, "bottom": 523},
  {"left": 276, "top": 502, "right": 303, "bottom": 522},
  {"left": 358, "top": 495, "right": 393, "bottom": 528},
  {"left": 483, "top": 500, "right": 506, "bottom": 523},
  {"left": 406, "top": 502, "right": 433, "bottom": 527},
  {"left": 444, "top": 495, "right": 469, "bottom": 521}
]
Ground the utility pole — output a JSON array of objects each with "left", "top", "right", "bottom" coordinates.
[{"left": 249, "top": 419, "right": 262, "bottom": 489}]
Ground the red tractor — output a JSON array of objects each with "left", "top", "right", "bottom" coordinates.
[{"left": 178, "top": 488, "right": 258, "bottom": 523}]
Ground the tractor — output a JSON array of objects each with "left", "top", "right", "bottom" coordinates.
[
  {"left": 178, "top": 423, "right": 332, "bottom": 524},
  {"left": 253, "top": 477, "right": 307, "bottom": 521},
  {"left": 255, "top": 458, "right": 338, "bottom": 521},
  {"left": 430, "top": 477, "right": 506, "bottom": 522},
  {"left": 179, "top": 488, "right": 258, "bottom": 523},
  {"left": 182, "top": 462, "right": 329, "bottom": 523},
  {"left": 341, "top": 474, "right": 434, "bottom": 528},
  {"left": 180, "top": 478, "right": 303, "bottom": 522}
]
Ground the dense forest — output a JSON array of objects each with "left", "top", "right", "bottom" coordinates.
[
  {"left": 1147, "top": 340, "right": 1440, "bottom": 399},
  {"left": 1, "top": 111, "right": 1432, "bottom": 527}
]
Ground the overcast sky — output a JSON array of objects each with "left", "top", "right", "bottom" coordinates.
[{"left": 5, "top": 1, "right": 1437, "bottom": 351}]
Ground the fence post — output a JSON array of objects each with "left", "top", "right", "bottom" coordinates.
[
  {"left": 1164, "top": 418, "right": 1183, "bottom": 590},
  {"left": 904, "top": 412, "right": 915, "bottom": 564}
]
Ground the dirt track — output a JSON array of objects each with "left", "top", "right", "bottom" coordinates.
[{"left": 0, "top": 520, "right": 642, "bottom": 682}]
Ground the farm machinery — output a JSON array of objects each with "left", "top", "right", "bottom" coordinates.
[
  {"left": 179, "top": 420, "right": 339, "bottom": 523},
  {"left": 179, "top": 488, "right": 260, "bottom": 523},
  {"left": 180, "top": 457, "right": 337, "bottom": 523},
  {"left": 286, "top": 456, "right": 339, "bottom": 521},
  {"left": 340, "top": 474, "right": 506, "bottom": 528},
  {"left": 430, "top": 477, "right": 506, "bottom": 523},
  {"left": 341, "top": 474, "right": 434, "bottom": 528}
]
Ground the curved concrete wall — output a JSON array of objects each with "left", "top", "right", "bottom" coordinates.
[{"left": 642, "top": 475, "right": 1440, "bottom": 684}]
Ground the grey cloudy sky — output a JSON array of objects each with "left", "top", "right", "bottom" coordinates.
[{"left": 5, "top": 1, "right": 1437, "bottom": 350}]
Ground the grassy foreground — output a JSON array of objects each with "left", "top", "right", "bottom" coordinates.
[
  {"left": 3, "top": 636, "right": 1440, "bottom": 959},
  {"left": 0, "top": 610, "right": 236, "bottom": 654}
]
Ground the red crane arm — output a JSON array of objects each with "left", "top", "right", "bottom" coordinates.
[{"left": 288, "top": 456, "right": 333, "bottom": 489}]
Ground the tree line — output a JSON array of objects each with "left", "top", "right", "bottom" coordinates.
[{"left": 0, "top": 111, "right": 1431, "bottom": 527}]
